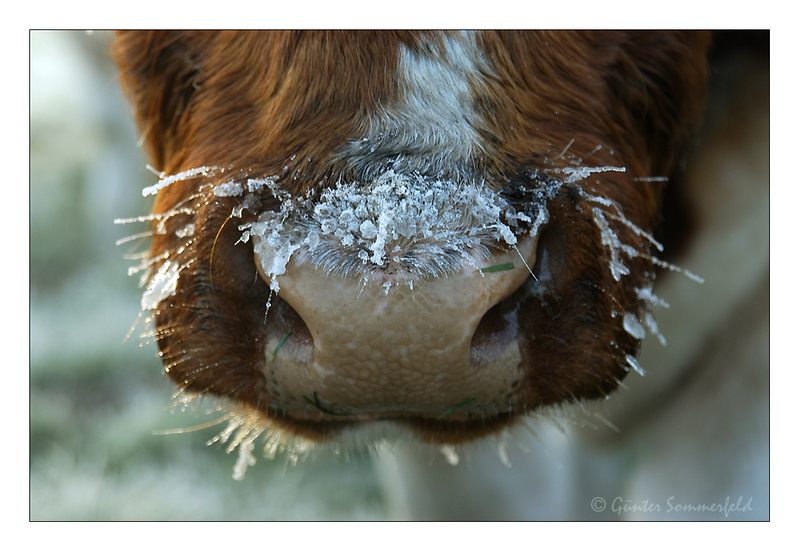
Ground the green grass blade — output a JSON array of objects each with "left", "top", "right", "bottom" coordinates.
[{"left": 479, "top": 262, "right": 515, "bottom": 274}]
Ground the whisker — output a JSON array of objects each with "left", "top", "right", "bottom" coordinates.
[
  {"left": 557, "top": 138, "right": 575, "bottom": 159},
  {"left": 123, "top": 250, "right": 153, "bottom": 261},
  {"left": 115, "top": 230, "right": 154, "bottom": 246},
  {"left": 209, "top": 214, "right": 235, "bottom": 290},
  {"left": 512, "top": 244, "right": 538, "bottom": 281},
  {"left": 123, "top": 310, "right": 145, "bottom": 344},
  {"left": 142, "top": 166, "right": 220, "bottom": 197},
  {"left": 145, "top": 163, "right": 164, "bottom": 177},
  {"left": 153, "top": 413, "right": 234, "bottom": 435}
]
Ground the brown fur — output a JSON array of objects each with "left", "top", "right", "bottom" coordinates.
[{"left": 114, "top": 31, "right": 711, "bottom": 443}]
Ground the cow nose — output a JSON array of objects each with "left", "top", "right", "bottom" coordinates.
[{"left": 252, "top": 237, "right": 537, "bottom": 421}]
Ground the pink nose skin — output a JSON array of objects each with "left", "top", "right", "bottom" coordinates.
[{"left": 254, "top": 237, "right": 538, "bottom": 421}]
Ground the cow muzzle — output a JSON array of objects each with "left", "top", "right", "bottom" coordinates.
[{"left": 253, "top": 235, "right": 538, "bottom": 423}]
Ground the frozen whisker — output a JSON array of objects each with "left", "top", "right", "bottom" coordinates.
[
  {"left": 123, "top": 309, "right": 146, "bottom": 344},
  {"left": 544, "top": 167, "right": 703, "bottom": 378},
  {"left": 622, "top": 312, "right": 647, "bottom": 340},
  {"left": 624, "top": 354, "right": 646, "bottom": 377},
  {"left": 193, "top": 401, "right": 321, "bottom": 477},
  {"left": 232, "top": 440, "right": 257, "bottom": 481},
  {"left": 591, "top": 207, "right": 630, "bottom": 282},
  {"left": 127, "top": 250, "right": 169, "bottom": 277},
  {"left": 439, "top": 444, "right": 461, "bottom": 466},
  {"left": 263, "top": 290, "right": 274, "bottom": 324},
  {"left": 643, "top": 312, "right": 667, "bottom": 346},
  {"left": 636, "top": 285, "right": 670, "bottom": 346},
  {"left": 636, "top": 285, "right": 671, "bottom": 309},
  {"left": 113, "top": 207, "right": 196, "bottom": 227},
  {"left": 122, "top": 248, "right": 154, "bottom": 261},
  {"left": 115, "top": 230, "right": 154, "bottom": 246},
  {"left": 175, "top": 223, "right": 195, "bottom": 239},
  {"left": 632, "top": 176, "right": 669, "bottom": 182},
  {"left": 642, "top": 254, "right": 705, "bottom": 284},
  {"left": 141, "top": 165, "right": 220, "bottom": 197},
  {"left": 554, "top": 164, "right": 626, "bottom": 184},
  {"left": 606, "top": 211, "right": 664, "bottom": 253},
  {"left": 140, "top": 258, "right": 182, "bottom": 310},
  {"left": 152, "top": 413, "right": 234, "bottom": 436},
  {"left": 494, "top": 433, "right": 513, "bottom": 468},
  {"left": 213, "top": 180, "right": 244, "bottom": 197}
]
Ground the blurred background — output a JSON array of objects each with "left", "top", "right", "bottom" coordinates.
[{"left": 30, "top": 30, "right": 385, "bottom": 520}]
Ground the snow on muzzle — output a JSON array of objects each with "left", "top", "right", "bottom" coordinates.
[{"left": 238, "top": 171, "right": 544, "bottom": 421}]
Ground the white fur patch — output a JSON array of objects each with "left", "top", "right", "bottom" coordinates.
[{"left": 342, "top": 31, "right": 491, "bottom": 177}]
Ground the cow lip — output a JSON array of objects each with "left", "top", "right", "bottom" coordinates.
[{"left": 265, "top": 408, "right": 521, "bottom": 444}]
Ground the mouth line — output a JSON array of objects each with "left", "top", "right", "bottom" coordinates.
[{"left": 265, "top": 407, "right": 522, "bottom": 443}]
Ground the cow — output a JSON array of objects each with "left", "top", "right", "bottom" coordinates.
[{"left": 113, "top": 30, "right": 768, "bottom": 519}]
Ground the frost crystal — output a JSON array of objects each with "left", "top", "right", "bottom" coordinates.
[
  {"left": 236, "top": 170, "right": 545, "bottom": 291},
  {"left": 555, "top": 165, "right": 626, "bottom": 184},
  {"left": 636, "top": 285, "right": 671, "bottom": 309},
  {"left": 643, "top": 312, "right": 667, "bottom": 347},
  {"left": 175, "top": 223, "right": 195, "bottom": 238},
  {"left": 636, "top": 285, "right": 670, "bottom": 346},
  {"left": 122, "top": 162, "right": 703, "bottom": 387},
  {"left": 141, "top": 166, "right": 218, "bottom": 197},
  {"left": 592, "top": 207, "right": 630, "bottom": 281},
  {"left": 140, "top": 260, "right": 180, "bottom": 310},
  {"left": 622, "top": 312, "right": 646, "bottom": 340},
  {"left": 232, "top": 440, "right": 256, "bottom": 481},
  {"left": 625, "top": 354, "right": 645, "bottom": 376},
  {"left": 440, "top": 445, "right": 460, "bottom": 466},
  {"left": 213, "top": 181, "right": 243, "bottom": 197}
]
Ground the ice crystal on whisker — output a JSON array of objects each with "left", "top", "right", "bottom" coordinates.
[
  {"left": 591, "top": 207, "right": 630, "bottom": 281},
  {"left": 140, "top": 259, "right": 180, "bottom": 310},
  {"left": 198, "top": 401, "right": 318, "bottom": 478},
  {"left": 555, "top": 165, "right": 626, "bottom": 184},
  {"left": 622, "top": 312, "right": 647, "bottom": 340},
  {"left": 625, "top": 354, "right": 645, "bottom": 376},
  {"left": 175, "top": 223, "right": 195, "bottom": 238},
  {"left": 232, "top": 440, "right": 257, "bottom": 481},
  {"left": 141, "top": 166, "right": 219, "bottom": 197},
  {"left": 636, "top": 285, "right": 670, "bottom": 346},
  {"left": 231, "top": 170, "right": 536, "bottom": 292},
  {"left": 212, "top": 180, "right": 243, "bottom": 197},
  {"left": 439, "top": 445, "right": 460, "bottom": 466},
  {"left": 643, "top": 312, "right": 667, "bottom": 347}
]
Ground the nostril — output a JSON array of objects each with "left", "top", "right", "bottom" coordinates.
[
  {"left": 264, "top": 293, "right": 314, "bottom": 367},
  {"left": 470, "top": 275, "right": 530, "bottom": 364}
]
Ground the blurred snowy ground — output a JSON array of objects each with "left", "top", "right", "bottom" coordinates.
[{"left": 29, "top": 30, "right": 385, "bottom": 521}]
